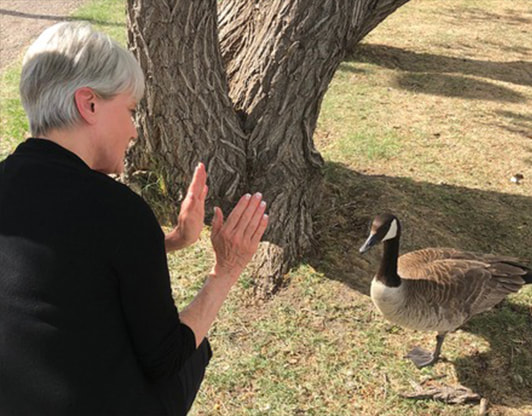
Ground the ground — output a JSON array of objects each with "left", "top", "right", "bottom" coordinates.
[{"left": 0, "top": 0, "right": 89, "bottom": 74}]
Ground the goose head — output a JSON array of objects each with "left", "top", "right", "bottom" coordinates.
[{"left": 359, "top": 213, "right": 401, "bottom": 254}]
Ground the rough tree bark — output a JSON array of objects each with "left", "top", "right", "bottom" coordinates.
[
  {"left": 126, "top": 0, "right": 247, "bottom": 213},
  {"left": 126, "top": 0, "right": 410, "bottom": 295}
]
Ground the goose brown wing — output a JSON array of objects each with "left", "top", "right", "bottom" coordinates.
[
  {"left": 398, "top": 248, "right": 529, "bottom": 280},
  {"left": 474, "top": 261, "right": 527, "bottom": 307},
  {"left": 400, "top": 259, "right": 491, "bottom": 307},
  {"left": 397, "top": 248, "right": 470, "bottom": 280},
  {"left": 399, "top": 252, "right": 526, "bottom": 317}
]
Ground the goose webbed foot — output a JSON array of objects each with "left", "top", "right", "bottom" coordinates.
[
  {"left": 406, "top": 333, "right": 447, "bottom": 369},
  {"left": 405, "top": 346, "right": 439, "bottom": 368}
]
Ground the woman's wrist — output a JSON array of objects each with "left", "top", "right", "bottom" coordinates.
[
  {"left": 208, "top": 264, "right": 241, "bottom": 287},
  {"left": 164, "top": 227, "right": 189, "bottom": 252},
  {"left": 204, "top": 270, "right": 234, "bottom": 297}
]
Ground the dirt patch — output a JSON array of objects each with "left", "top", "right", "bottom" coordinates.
[{"left": 0, "top": 0, "right": 90, "bottom": 73}]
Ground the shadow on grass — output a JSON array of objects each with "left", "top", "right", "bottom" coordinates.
[
  {"left": 395, "top": 72, "right": 525, "bottom": 103},
  {"left": 309, "top": 161, "right": 532, "bottom": 405},
  {"left": 0, "top": 8, "right": 124, "bottom": 27},
  {"left": 310, "top": 161, "right": 532, "bottom": 295},
  {"left": 440, "top": 7, "right": 532, "bottom": 28},
  {"left": 344, "top": 43, "right": 531, "bottom": 99},
  {"left": 493, "top": 110, "right": 532, "bottom": 141},
  {"left": 455, "top": 300, "right": 532, "bottom": 408}
]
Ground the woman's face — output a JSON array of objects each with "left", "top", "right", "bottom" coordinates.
[{"left": 92, "top": 92, "right": 138, "bottom": 175}]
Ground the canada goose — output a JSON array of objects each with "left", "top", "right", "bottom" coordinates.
[{"left": 359, "top": 213, "right": 532, "bottom": 368}]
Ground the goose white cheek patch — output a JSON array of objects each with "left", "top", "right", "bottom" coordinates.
[{"left": 382, "top": 219, "right": 398, "bottom": 241}]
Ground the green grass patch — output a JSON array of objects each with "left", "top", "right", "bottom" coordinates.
[
  {"left": 0, "top": 67, "right": 27, "bottom": 159},
  {"left": 336, "top": 129, "right": 402, "bottom": 162},
  {"left": 72, "top": 0, "right": 127, "bottom": 43}
]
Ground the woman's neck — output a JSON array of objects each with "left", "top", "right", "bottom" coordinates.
[{"left": 38, "top": 127, "right": 95, "bottom": 169}]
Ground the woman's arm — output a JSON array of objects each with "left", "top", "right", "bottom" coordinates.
[{"left": 180, "top": 193, "right": 268, "bottom": 347}]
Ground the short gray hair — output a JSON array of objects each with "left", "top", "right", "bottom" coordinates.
[{"left": 20, "top": 21, "right": 145, "bottom": 137}]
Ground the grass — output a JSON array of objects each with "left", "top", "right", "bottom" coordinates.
[
  {"left": 1, "top": 1, "right": 531, "bottom": 415},
  {"left": 0, "top": 68, "right": 25, "bottom": 159},
  {"left": 73, "top": 0, "right": 127, "bottom": 41}
]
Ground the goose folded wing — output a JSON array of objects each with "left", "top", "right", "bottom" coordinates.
[
  {"left": 465, "top": 263, "right": 525, "bottom": 315},
  {"left": 399, "top": 260, "right": 486, "bottom": 305},
  {"left": 398, "top": 248, "right": 480, "bottom": 279}
]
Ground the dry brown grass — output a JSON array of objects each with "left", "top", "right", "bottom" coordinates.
[{"left": 311, "top": 1, "right": 532, "bottom": 415}]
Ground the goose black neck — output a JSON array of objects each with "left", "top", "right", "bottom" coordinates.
[{"left": 376, "top": 236, "right": 401, "bottom": 287}]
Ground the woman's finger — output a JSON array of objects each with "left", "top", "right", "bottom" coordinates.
[
  {"left": 201, "top": 184, "right": 208, "bottom": 200},
  {"left": 242, "top": 200, "right": 267, "bottom": 241},
  {"left": 211, "top": 207, "right": 224, "bottom": 237},
  {"left": 223, "top": 193, "right": 252, "bottom": 232},
  {"left": 250, "top": 214, "right": 269, "bottom": 245},
  {"left": 233, "top": 193, "right": 263, "bottom": 234},
  {"left": 188, "top": 162, "right": 207, "bottom": 197}
]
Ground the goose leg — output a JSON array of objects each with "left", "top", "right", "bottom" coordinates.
[{"left": 406, "top": 332, "right": 447, "bottom": 368}]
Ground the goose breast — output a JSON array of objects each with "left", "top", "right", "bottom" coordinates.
[{"left": 370, "top": 278, "right": 466, "bottom": 332}]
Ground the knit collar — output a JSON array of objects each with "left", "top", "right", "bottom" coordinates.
[{"left": 12, "top": 138, "right": 91, "bottom": 171}]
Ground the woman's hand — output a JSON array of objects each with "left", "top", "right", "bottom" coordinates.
[
  {"left": 179, "top": 192, "right": 269, "bottom": 347},
  {"left": 165, "top": 163, "right": 208, "bottom": 252},
  {"left": 210, "top": 192, "right": 269, "bottom": 283}
]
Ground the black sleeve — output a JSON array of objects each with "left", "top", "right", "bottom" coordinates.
[{"left": 110, "top": 191, "right": 197, "bottom": 381}]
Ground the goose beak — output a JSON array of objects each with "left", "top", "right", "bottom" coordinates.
[{"left": 359, "top": 234, "right": 378, "bottom": 254}]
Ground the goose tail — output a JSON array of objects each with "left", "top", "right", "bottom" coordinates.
[{"left": 501, "top": 259, "right": 532, "bottom": 284}]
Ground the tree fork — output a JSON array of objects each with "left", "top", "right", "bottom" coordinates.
[
  {"left": 219, "top": 0, "right": 354, "bottom": 294},
  {"left": 126, "top": 0, "right": 411, "bottom": 296},
  {"left": 218, "top": 0, "right": 410, "bottom": 295}
]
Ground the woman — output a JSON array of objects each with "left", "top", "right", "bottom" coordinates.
[{"left": 0, "top": 22, "right": 268, "bottom": 415}]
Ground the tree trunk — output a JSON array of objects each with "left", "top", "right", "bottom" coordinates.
[
  {"left": 126, "top": 0, "right": 247, "bottom": 216},
  {"left": 126, "top": 0, "right": 410, "bottom": 296}
]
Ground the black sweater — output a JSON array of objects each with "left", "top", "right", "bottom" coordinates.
[{"left": 0, "top": 139, "right": 197, "bottom": 415}]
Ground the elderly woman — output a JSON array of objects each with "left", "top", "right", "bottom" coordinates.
[{"left": 0, "top": 22, "right": 268, "bottom": 416}]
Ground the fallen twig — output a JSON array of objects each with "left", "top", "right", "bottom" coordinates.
[{"left": 400, "top": 380, "right": 481, "bottom": 405}]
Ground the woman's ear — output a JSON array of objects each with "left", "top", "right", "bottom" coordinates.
[{"left": 74, "top": 87, "right": 97, "bottom": 124}]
